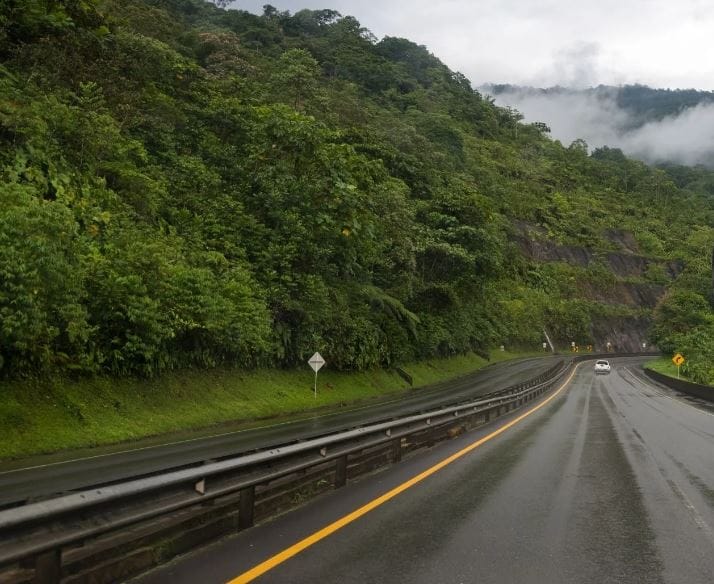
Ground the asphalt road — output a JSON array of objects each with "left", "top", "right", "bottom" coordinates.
[
  {"left": 0, "top": 356, "right": 558, "bottom": 507},
  {"left": 134, "top": 357, "right": 714, "bottom": 584}
]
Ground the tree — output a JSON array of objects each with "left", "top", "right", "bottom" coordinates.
[
  {"left": 0, "top": 0, "right": 103, "bottom": 53},
  {"left": 271, "top": 48, "right": 321, "bottom": 110},
  {"left": 0, "top": 185, "right": 90, "bottom": 373}
]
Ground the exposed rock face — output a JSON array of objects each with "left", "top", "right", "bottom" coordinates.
[
  {"left": 580, "top": 281, "right": 665, "bottom": 308},
  {"left": 513, "top": 222, "right": 684, "bottom": 351},
  {"left": 514, "top": 236, "right": 683, "bottom": 279},
  {"left": 604, "top": 229, "right": 640, "bottom": 255},
  {"left": 590, "top": 316, "right": 652, "bottom": 353}
]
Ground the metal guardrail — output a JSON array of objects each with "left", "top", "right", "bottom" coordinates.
[
  {"left": 0, "top": 359, "right": 572, "bottom": 580},
  {"left": 1, "top": 354, "right": 663, "bottom": 583},
  {"left": 5, "top": 354, "right": 632, "bottom": 583},
  {"left": 0, "top": 370, "right": 563, "bottom": 532}
]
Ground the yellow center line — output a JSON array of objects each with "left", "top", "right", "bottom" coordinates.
[{"left": 228, "top": 364, "right": 580, "bottom": 584}]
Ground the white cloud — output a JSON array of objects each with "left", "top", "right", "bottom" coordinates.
[
  {"left": 488, "top": 88, "right": 714, "bottom": 166},
  {"left": 622, "top": 103, "right": 714, "bottom": 165},
  {"left": 487, "top": 89, "right": 625, "bottom": 145}
]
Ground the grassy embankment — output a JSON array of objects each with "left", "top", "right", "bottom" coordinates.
[
  {"left": 0, "top": 350, "right": 544, "bottom": 461},
  {"left": 645, "top": 357, "right": 684, "bottom": 379}
]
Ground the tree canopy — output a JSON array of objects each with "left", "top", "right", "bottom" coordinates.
[{"left": 2, "top": 0, "right": 714, "bottom": 379}]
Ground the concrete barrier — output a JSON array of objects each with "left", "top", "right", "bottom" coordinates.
[{"left": 644, "top": 368, "right": 714, "bottom": 403}]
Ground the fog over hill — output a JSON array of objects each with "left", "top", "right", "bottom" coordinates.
[{"left": 483, "top": 85, "right": 714, "bottom": 167}]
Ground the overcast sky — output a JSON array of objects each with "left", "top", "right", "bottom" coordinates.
[{"left": 231, "top": 0, "right": 714, "bottom": 90}]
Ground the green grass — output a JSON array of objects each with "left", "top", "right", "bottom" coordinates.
[
  {"left": 645, "top": 356, "right": 714, "bottom": 387},
  {"left": 645, "top": 357, "right": 683, "bottom": 378},
  {"left": 0, "top": 349, "right": 544, "bottom": 461}
]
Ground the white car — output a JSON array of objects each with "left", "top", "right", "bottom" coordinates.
[{"left": 594, "top": 360, "right": 611, "bottom": 374}]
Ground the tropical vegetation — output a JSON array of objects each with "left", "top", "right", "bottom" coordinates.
[{"left": 2, "top": 0, "right": 714, "bottom": 384}]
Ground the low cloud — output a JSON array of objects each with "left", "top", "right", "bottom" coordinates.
[
  {"left": 621, "top": 103, "right": 714, "bottom": 165},
  {"left": 487, "top": 88, "right": 714, "bottom": 166},
  {"left": 542, "top": 42, "right": 606, "bottom": 89}
]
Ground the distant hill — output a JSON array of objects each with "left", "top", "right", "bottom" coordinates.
[
  {"left": 483, "top": 84, "right": 714, "bottom": 166},
  {"left": 614, "top": 85, "right": 714, "bottom": 124},
  {"left": 486, "top": 84, "right": 714, "bottom": 126}
]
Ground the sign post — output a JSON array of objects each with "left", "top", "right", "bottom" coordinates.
[
  {"left": 672, "top": 353, "right": 685, "bottom": 378},
  {"left": 308, "top": 352, "right": 326, "bottom": 398}
]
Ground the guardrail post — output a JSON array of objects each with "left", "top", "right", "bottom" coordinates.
[
  {"left": 0, "top": 359, "right": 570, "bottom": 580},
  {"left": 391, "top": 438, "right": 402, "bottom": 462},
  {"left": 334, "top": 455, "right": 348, "bottom": 488},
  {"left": 33, "top": 548, "right": 61, "bottom": 584},
  {"left": 239, "top": 486, "right": 255, "bottom": 529}
]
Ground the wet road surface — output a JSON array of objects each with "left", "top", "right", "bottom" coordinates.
[
  {"left": 134, "top": 357, "right": 714, "bottom": 584},
  {"left": 0, "top": 356, "right": 558, "bottom": 506}
]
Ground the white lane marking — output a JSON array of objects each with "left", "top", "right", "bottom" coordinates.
[
  {"left": 608, "top": 367, "right": 714, "bottom": 544},
  {"left": 0, "top": 420, "right": 300, "bottom": 475},
  {"left": 621, "top": 367, "right": 714, "bottom": 418},
  {"left": 0, "top": 403, "right": 390, "bottom": 475},
  {"left": 0, "top": 361, "right": 551, "bottom": 475},
  {"left": 666, "top": 477, "right": 714, "bottom": 542}
]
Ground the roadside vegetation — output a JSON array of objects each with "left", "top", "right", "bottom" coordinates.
[
  {"left": 3, "top": 0, "right": 714, "bottom": 453},
  {"left": 2, "top": 0, "right": 714, "bottom": 383},
  {"left": 0, "top": 349, "right": 539, "bottom": 460},
  {"left": 645, "top": 354, "right": 714, "bottom": 386},
  {"left": 645, "top": 357, "right": 682, "bottom": 379}
]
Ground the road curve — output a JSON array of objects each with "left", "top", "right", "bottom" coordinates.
[
  {"left": 133, "top": 357, "right": 714, "bottom": 584},
  {"left": 0, "top": 356, "right": 558, "bottom": 507}
]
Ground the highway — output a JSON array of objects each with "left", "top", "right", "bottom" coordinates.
[
  {"left": 0, "top": 356, "right": 558, "bottom": 507},
  {"left": 133, "top": 357, "right": 714, "bottom": 584}
]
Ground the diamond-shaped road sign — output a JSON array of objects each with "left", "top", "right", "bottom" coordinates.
[{"left": 308, "top": 352, "right": 326, "bottom": 373}]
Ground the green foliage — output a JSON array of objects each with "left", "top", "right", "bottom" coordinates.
[
  {"left": 0, "top": 0, "right": 104, "bottom": 54},
  {"left": 0, "top": 348, "right": 538, "bottom": 459},
  {"left": 84, "top": 230, "right": 271, "bottom": 375},
  {"left": 0, "top": 185, "right": 90, "bottom": 373},
  {"left": 671, "top": 329, "right": 714, "bottom": 383},
  {"left": 271, "top": 48, "right": 321, "bottom": 110},
  {"left": 650, "top": 290, "right": 712, "bottom": 353},
  {"left": 2, "top": 0, "right": 714, "bottom": 381},
  {"left": 545, "top": 300, "right": 595, "bottom": 344}
]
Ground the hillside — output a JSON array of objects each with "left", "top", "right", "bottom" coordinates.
[{"left": 2, "top": 0, "right": 714, "bottom": 382}]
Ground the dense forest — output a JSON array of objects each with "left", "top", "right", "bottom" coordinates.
[{"left": 2, "top": 0, "right": 714, "bottom": 381}]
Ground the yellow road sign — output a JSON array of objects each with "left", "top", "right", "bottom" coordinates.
[{"left": 672, "top": 353, "right": 685, "bottom": 366}]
